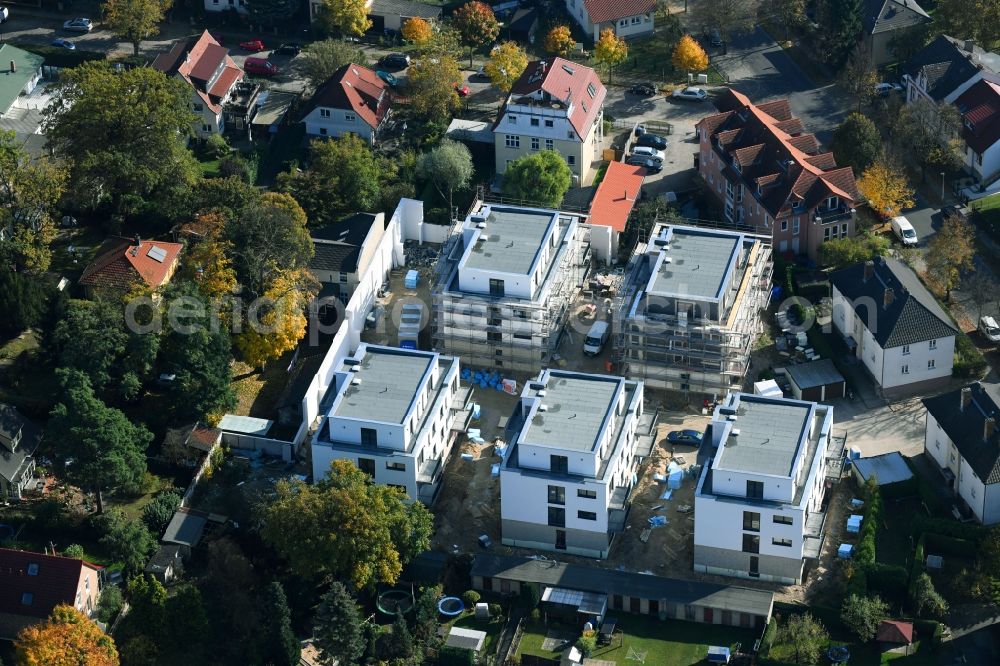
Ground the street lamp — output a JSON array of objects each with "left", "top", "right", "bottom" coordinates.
[{"left": 941, "top": 172, "right": 946, "bottom": 204}]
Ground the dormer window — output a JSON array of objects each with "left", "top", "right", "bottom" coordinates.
[
  {"left": 793, "top": 199, "right": 804, "bottom": 211},
  {"left": 825, "top": 196, "right": 839, "bottom": 210},
  {"left": 587, "top": 83, "right": 596, "bottom": 99},
  {"left": 965, "top": 118, "right": 974, "bottom": 131},
  {"left": 509, "top": 115, "right": 517, "bottom": 125}
]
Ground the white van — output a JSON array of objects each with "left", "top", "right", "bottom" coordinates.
[
  {"left": 980, "top": 316, "right": 1000, "bottom": 343},
  {"left": 583, "top": 321, "right": 610, "bottom": 356},
  {"left": 891, "top": 216, "right": 918, "bottom": 246}
]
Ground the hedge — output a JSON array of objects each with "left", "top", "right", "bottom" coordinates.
[
  {"left": 760, "top": 617, "right": 777, "bottom": 657},
  {"left": 954, "top": 334, "right": 988, "bottom": 378},
  {"left": 846, "top": 568, "right": 868, "bottom": 597},
  {"left": 909, "top": 534, "right": 927, "bottom": 597},
  {"left": 924, "top": 532, "right": 977, "bottom": 557},
  {"left": 868, "top": 563, "right": 909, "bottom": 598},
  {"left": 910, "top": 515, "right": 988, "bottom": 542}
]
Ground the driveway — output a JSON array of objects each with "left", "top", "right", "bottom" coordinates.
[{"left": 712, "top": 27, "right": 850, "bottom": 145}]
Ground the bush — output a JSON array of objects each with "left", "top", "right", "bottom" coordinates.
[
  {"left": 63, "top": 544, "right": 85, "bottom": 559},
  {"left": 142, "top": 490, "right": 182, "bottom": 536},
  {"left": 529, "top": 608, "right": 541, "bottom": 622},
  {"left": 911, "top": 572, "right": 948, "bottom": 619},
  {"left": 461, "top": 590, "right": 480, "bottom": 607},
  {"left": 488, "top": 603, "right": 502, "bottom": 617},
  {"left": 841, "top": 594, "right": 889, "bottom": 642},
  {"left": 205, "top": 133, "right": 230, "bottom": 160},
  {"left": 438, "top": 645, "right": 475, "bottom": 666},
  {"left": 954, "top": 334, "right": 988, "bottom": 378},
  {"left": 96, "top": 585, "right": 123, "bottom": 624},
  {"left": 925, "top": 533, "right": 977, "bottom": 557},
  {"left": 868, "top": 563, "right": 908, "bottom": 598},
  {"left": 576, "top": 631, "right": 597, "bottom": 657},
  {"left": 910, "top": 515, "right": 988, "bottom": 542},
  {"left": 761, "top": 617, "right": 778, "bottom": 656},
  {"left": 520, "top": 583, "right": 540, "bottom": 609},
  {"left": 845, "top": 568, "right": 868, "bottom": 597}
]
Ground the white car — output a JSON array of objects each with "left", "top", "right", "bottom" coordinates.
[
  {"left": 672, "top": 86, "right": 708, "bottom": 101},
  {"left": 874, "top": 82, "right": 903, "bottom": 97},
  {"left": 891, "top": 215, "right": 918, "bottom": 246},
  {"left": 631, "top": 145, "right": 665, "bottom": 163},
  {"left": 0, "top": 7, "right": 9, "bottom": 23},
  {"left": 63, "top": 18, "right": 93, "bottom": 33}
]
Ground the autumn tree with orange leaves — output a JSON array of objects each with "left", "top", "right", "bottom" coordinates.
[
  {"left": 672, "top": 34, "right": 709, "bottom": 73},
  {"left": 545, "top": 25, "right": 575, "bottom": 56},
  {"left": 16, "top": 605, "right": 119, "bottom": 666},
  {"left": 401, "top": 16, "right": 433, "bottom": 45}
]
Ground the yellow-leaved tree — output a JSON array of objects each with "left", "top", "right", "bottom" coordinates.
[
  {"left": 857, "top": 155, "right": 915, "bottom": 218},
  {"left": 236, "top": 269, "right": 318, "bottom": 369},
  {"left": 545, "top": 25, "right": 575, "bottom": 56},
  {"left": 484, "top": 41, "right": 529, "bottom": 93},
  {"left": 401, "top": 17, "right": 433, "bottom": 45},
  {"left": 672, "top": 34, "right": 709, "bottom": 74},
  {"left": 320, "top": 0, "right": 372, "bottom": 37},
  {"left": 926, "top": 215, "right": 975, "bottom": 300},
  {"left": 594, "top": 28, "right": 628, "bottom": 84},
  {"left": 16, "top": 604, "right": 119, "bottom": 666}
]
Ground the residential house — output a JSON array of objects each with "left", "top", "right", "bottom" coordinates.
[
  {"left": 494, "top": 58, "right": 606, "bottom": 186},
  {"left": 923, "top": 382, "right": 1000, "bottom": 525},
  {"left": 0, "top": 404, "right": 42, "bottom": 501},
  {"left": 0, "top": 44, "right": 43, "bottom": 119},
  {"left": 586, "top": 160, "right": 646, "bottom": 263},
  {"left": 507, "top": 7, "right": 540, "bottom": 45},
  {"left": 564, "top": 0, "right": 655, "bottom": 43},
  {"left": 162, "top": 508, "right": 208, "bottom": 558},
  {"left": 309, "top": 213, "right": 390, "bottom": 306},
  {"left": 310, "top": 343, "right": 473, "bottom": 504},
  {"left": 303, "top": 64, "right": 391, "bottom": 144},
  {"left": 861, "top": 0, "right": 931, "bottom": 67},
  {"left": 500, "top": 370, "right": 647, "bottom": 557},
  {"left": 830, "top": 258, "right": 957, "bottom": 398},
  {"left": 144, "top": 544, "right": 184, "bottom": 584},
  {"left": 696, "top": 89, "right": 860, "bottom": 262},
  {"left": 308, "top": 0, "right": 441, "bottom": 32},
  {"left": 614, "top": 223, "right": 773, "bottom": 395},
  {"left": 472, "top": 553, "right": 774, "bottom": 628},
  {"left": 694, "top": 393, "right": 840, "bottom": 584},
  {"left": 0, "top": 548, "right": 102, "bottom": 640},
  {"left": 78, "top": 236, "right": 182, "bottom": 297},
  {"left": 954, "top": 79, "right": 1000, "bottom": 189},
  {"left": 152, "top": 30, "right": 255, "bottom": 138},
  {"left": 204, "top": 0, "right": 248, "bottom": 14},
  {"left": 432, "top": 201, "right": 591, "bottom": 372},
  {"left": 903, "top": 35, "right": 1000, "bottom": 107}
]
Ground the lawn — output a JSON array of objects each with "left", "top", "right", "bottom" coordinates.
[
  {"left": 517, "top": 614, "right": 756, "bottom": 666},
  {"left": 442, "top": 610, "right": 504, "bottom": 657},
  {"left": 231, "top": 357, "right": 294, "bottom": 419},
  {"left": 877, "top": 496, "right": 925, "bottom": 568}
]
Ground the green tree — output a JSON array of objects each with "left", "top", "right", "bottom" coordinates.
[
  {"left": 594, "top": 28, "right": 628, "bottom": 83},
  {"left": 412, "top": 585, "right": 443, "bottom": 643},
  {"left": 204, "top": 539, "right": 263, "bottom": 664},
  {"left": 888, "top": 23, "right": 932, "bottom": 63},
  {"left": 502, "top": 150, "right": 573, "bottom": 208},
  {"left": 689, "top": 0, "right": 760, "bottom": 53},
  {"left": 759, "top": 0, "right": 805, "bottom": 41},
  {"left": 124, "top": 575, "right": 168, "bottom": 643},
  {"left": 48, "top": 370, "right": 153, "bottom": 513},
  {"left": 164, "top": 585, "right": 209, "bottom": 656},
  {"left": 838, "top": 46, "right": 878, "bottom": 113},
  {"left": 102, "top": 0, "right": 170, "bottom": 56},
  {"left": 63, "top": 544, "right": 86, "bottom": 559},
  {"left": 247, "top": 0, "right": 298, "bottom": 27},
  {"left": 934, "top": 0, "right": 1000, "bottom": 51},
  {"left": 818, "top": 233, "right": 890, "bottom": 269},
  {"left": 95, "top": 509, "right": 157, "bottom": 575},
  {"left": 774, "top": 613, "right": 828, "bottom": 664},
  {"left": 911, "top": 573, "right": 949, "bottom": 619},
  {"left": 831, "top": 113, "right": 882, "bottom": 173},
  {"left": 300, "top": 40, "right": 368, "bottom": 91},
  {"left": 816, "top": 0, "right": 863, "bottom": 66},
  {"left": 260, "top": 582, "right": 299, "bottom": 666},
  {"left": 841, "top": 593, "right": 889, "bottom": 642},
  {"left": 0, "top": 130, "right": 66, "bottom": 272},
  {"left": 141, "top": 490, "right": 182, "bottom": 536},
  {"left": 278, "top": 134, "right": 382, "bottom": 227},
  {"left": 452, "top": 1, "right": 500, "bottom": 66},
  {"left": 313, "top": 582, "right": 365, "bottom": 665},
  {"left": 0, "top": 271, "right": 51, "bottom": 339},
  {"left": 484, "top": 41, "right": 528, "bottom": 93},
  {"left": 380, "top": 614, "right": 413, "bottom": 660},
  {"left": 261, "top": 460, "right": 434, "bottom": 588},
  {"left": 319, "top": 0, "right": 371, "bottom": 37},
  {"left": 926, "top": 214, "right": 975, "bottom": 300},
  {"left": 96, "top": 586, "right": 123, "bottom": 624},
  {"left": 42, "top": 62, "right": 198, "bottom": 225},
  {"left": 406, "top": 55, "right": 464, "bottom": 124},
  {"left": 417, "top": 139, "right": 474, "bottom": 215}
]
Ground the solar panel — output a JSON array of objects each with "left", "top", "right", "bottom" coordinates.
[{"left": 147, "top": 245, "right": 167, "bottom": 263}]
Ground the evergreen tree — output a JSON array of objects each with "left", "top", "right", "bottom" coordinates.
[
  {"left": 260, "top": 582, "right": 299, "bottom": 666},
  {"left": 0, "top": 270, "right": 51, "bottom": 339},
  {"left": 818, "top": 0, "right": 863, "bottom": 66},
  {"left": 313, "top": 582, "right": 364, "bottom": 665}
]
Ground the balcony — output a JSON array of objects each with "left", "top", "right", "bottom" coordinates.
[{"left": 814, "top": 207, "right": 855, "bottom": 224}]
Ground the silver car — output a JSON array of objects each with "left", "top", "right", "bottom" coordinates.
[{"left": 63, "top": 18, "right": 93, "bottom": 33}]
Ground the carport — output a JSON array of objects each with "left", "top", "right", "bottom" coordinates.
[{"left": 786, "top": 359, "right": 846, "bottom": 401}]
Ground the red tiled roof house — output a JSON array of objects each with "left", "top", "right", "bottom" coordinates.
[
  {"left": 587, "top": 161, "right": 646, "bottom": 262},
  {"left": 565, "top": 0, "right": 655, "bottom": 43},
  {"left": 955, "top": 79, "right": 1000, "bottom": 188},
  {"left": 303, "top": 64, "right": 391, "bottom": 145},
  {"left": 78, "top": 236, "right": 182, "bottom": 297},
  {"left": 0, "top": 548, "right": 103, "bottom": 640},
  {"left": 696, "top": 89, "right": 860, "bottom": 261},
  {"left": 494, "top": 58, "right": 607, "bottom": 186}
]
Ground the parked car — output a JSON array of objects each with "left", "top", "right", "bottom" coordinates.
[
  {"left": 0, "top": 7, "right": 9, "bottom": 23},
  {"left": 51, "top": 38, "right": 76, "bottom": 50},
  {"left": 890, "top": 215, "right": 918, "bottom": 246},
  {"left": 874, "top": 82, "right": 903, "bottom": 97},
  {"left": 709, "top": 29, "right": 723, "bottom": 47},
  {"left": 377, "top": 70, "right": 398, "bottom": 87},
  {"left": 667, "top": 429, "right": 703, "bottom": 445},
  {"left": 634, "top": 133, "right": 668, "bottom": 150},
  {"left": 244, "top": 57, "right": 278, "bottom": 77},
  {"left": 63, "top": 17, "right": 92, "bottom": 32},
  {"left": 980, "top": 315, "right": 1000, "bottom": 343},
  {"left": 379, "top": 53, "right": 410, "bottom": 69},
  {"left": 631, "top": 145, "right": 665, "bottom": 163},
  {"left": 473, "top": 66, "right": 489, "bottom": 79},
  {"left": 627, "top": 83, "right": 656, "bottom": 97},
  {"left": 672, "top": 86, "right": 708, "bottom": 101},
  {"left": 240, "top": 39, "right": 266, "bottom": 52},
  {"left": 273, "top": 43, "right": 301, "bottom": 56},
  {"left": 583, "top": 321, "right": 610, "bottom": 356},
  {"left": 454, "top": 83, "right": 471, "bottom": 97},
  {"left": 625, "top": 156, "right": 662, "bottom": 173}
]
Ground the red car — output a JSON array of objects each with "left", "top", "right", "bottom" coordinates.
[
  {"left": 239, "top": 39, "right": 266, "bottom": 52},
  {"left": 454, "top": 83, "right": 470, "bottom": 97}
]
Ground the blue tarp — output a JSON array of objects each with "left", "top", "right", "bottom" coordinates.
[{"left": 648, "top": 515, "right": 667, "bottom": 527}]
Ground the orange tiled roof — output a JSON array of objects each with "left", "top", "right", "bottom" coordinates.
[
  {"left": 589, "top": 162, "right": 647, "bottom": 233},
  {"left": 79, "top": 237, "right": 182, "bottom": 291}
]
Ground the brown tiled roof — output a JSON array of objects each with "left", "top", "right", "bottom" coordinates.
[
  {"left": 787, "top": 134, "right": 819, "bottom": 153},
  {"left": 697, "top": 110, "right": 734, "bottom": 137},
  {"left": 876, "top": 620, "right": 914, "bottom": 644},
  {"left": 78, "top": 237, "right": 182, "bottom": 291},
  {"left": 508, "top": 58, "right": 606, "bottom": 140},
  {"left": 153, "top": 31, "right": 243, "bottom": 115},
  {"left": 581, "top": 0, "right": 655, "bottom": 22},
  {"left": 956, "top": 79, "right": 1000, "bottom": 154},
  {"left": 756, "top": 99, "right": 792, "bottom": 121},
  {"left": 311, "top": 63, "right": 389, "bottom": 129},
  {"left": 0, "top": 548, "right": 100, "bottom": 624},
  {"left": 773, "top": 118, "right": 805, "bottom": 135},
  {"left": 805, "top": 153, "right": 838, "bottom": 170},
  {"left": 732, "top": 144, "right": 765, "bottom": 166}
]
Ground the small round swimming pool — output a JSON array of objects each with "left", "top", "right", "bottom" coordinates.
[{"left": 437, "top": 596, "right": 464, "bottom": 616}]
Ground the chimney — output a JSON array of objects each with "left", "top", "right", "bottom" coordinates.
[
  {"left": 985, "top": 417, "right": 996, "bottom": 441},
  {"left": 9, "top": 60, "right": 15, "bottom": 74},
  {"left": 863, "top": 260, "right": 874, "bottom": 282},
  {"left": 961, "top": 386, "right": 972, "bottom": 411},
  {"left": 883, "top": 287, "right": 894, "bottom": 309},
  {"left": 133, "top": 234, "right": 141, "bottom": 247},
  {"left": 540, "top": 61, "right": 547, "bottom": 74},
  {"left": 964, "top": 39, "right": 975, "bottom": 53}
]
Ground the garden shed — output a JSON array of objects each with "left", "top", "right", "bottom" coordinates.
[{"left": 786, "top": 359, "right": 846, "bottom": 401}]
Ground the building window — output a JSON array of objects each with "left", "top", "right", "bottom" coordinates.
[
  {"left": 578, "top": 489, "right": 597, "bottom": 499},
  {"left": 505, "top": 135, "right": 520, "bottom": 148},
  {"left": 578, "top": 510, "right": 597, "bottom": 520},
  {"left": 547, "top": 485, "right": 566, "bottom": 505},
  {"left": 902, "top": 344, "right": 910, "bottom": 355},
  {"left": 530, "top": 118, "right": 539, "bottom": 126},
  {"left": 746, "top": 480, "right": 764, "bottom": 499},
  {"left": 742, "top": 534, "right": 760, "bottom": 553},
  {"left": 21, "top": 593, "right": 33, "bottom": 605},
  {"left": 531, "top": 137, "right": 539, "bottom": 151},
  {"left": 902, "top": 365, "right": 909, "bottom": 374},
  {"left": 509, "top": 115, "right": 517, "bottom": 124},
  {"left": 489, "top": 278, "right": 505, "bottom": 297},
  {"left": 319, "top": 108, "right": 330, "bottom": 118},
  {"left": 543, "top": 119, "right": 553, "bottom": 128},
  {"left": 550, "top": 455, "right": 568, "bottom": 474},
  {"left": 27, "top": 563, "right": 39, "bottom": 576},
  {"left": 548, "top": 506, "right": 566, "bottom": 527},
  {"left": 631, "top": 15, "right": 641, "bottom": 24},
  {"left": 742, "top": 511, "right": 760, "bottom": 532},
  {"left": 201, "top": 124, "right": 211, "bottom": 133},
  {"left": 773, "top": 515, "right": 793, "bottom": 525},
  {"left": 360, "top": 428, "right": 377, "bottom": 448},
  {"left": 567, "top": 155, "right": 576, "bottom": 166},
  {"left": 792, "top": 217, "right": 800, "bottom": 234},
  {"left": 319, "top": 127, "right": 328, "bottom": 136},
  {"left": 545, "top": 138, "right": 554, "bottom": 150},
  {"left": 934, "top": 439, "right": 941, "bottom": 450},
  {"left": 587, "top": 83, "right": 597, "bottom": 98},
  {"left": 780, "top": 219, "right": 788, "bottom": 231},
  {"left": 772, "top": 538, "right": 793, "bottom": 547},
  {"left": 929, "top": 339, "right": 937, "bottom": 350},
  {"left": 487, "top": 331, "right": 502, "bottom": 342},
  {"left": 619, "top": 19, "right": 627, "bottom": 26},
  {"left": 345, "top": 112, "right": 355, "bottom": 122},
  {"left": 386, "top": 461, "right": 406, "bottom": 471},
  {"left": 928, "top": 359, "right": 935, "bottom": 370},
  {"left": 193, "top": 103, "right": 203, "bottom": 112},
  {"left": 567, "top": 131, "right": 574, "bottom": 139}
]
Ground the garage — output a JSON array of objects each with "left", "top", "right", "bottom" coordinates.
[{"left": 786, "top": 359, "right": 846, "bottom": 402}]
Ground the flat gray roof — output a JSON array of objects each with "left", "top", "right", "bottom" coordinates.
[
  {"left": 787, "top": 359, "right": 844, "bottom": 390},
  {"left": 650, "top": 228, "right": 740, "bottom": 300},
  {"left": 854, "top": 452, "right": 914, "bottom": 486},
  {"left": 463, "top": 207, "right": 556, "bottom": 276},
  {"left": 333, "top": 348, "right": 432, "bottom": 424},
  {"left": 716, "top": 397, "right": 811, "bottom": 477},
  {"left": 522, "top": 374, "right": 618, "bottom": 452},
  {"left": 218, "top": 414, "right": 273, "bottom": 436}
]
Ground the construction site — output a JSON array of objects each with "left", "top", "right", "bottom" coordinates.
[
  {"left": 430, "top": 199, "right": 592, "bottom": 373},
  {"left": 611, "top": 218, "right": 774, "bottom": 399}
]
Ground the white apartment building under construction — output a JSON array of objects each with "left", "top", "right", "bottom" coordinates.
[
  {"left": 613, "top": 223, "right": 772, "bottom": 395},
  {"left": 432, "top": 202, "right": 590, "bottom": 372}
]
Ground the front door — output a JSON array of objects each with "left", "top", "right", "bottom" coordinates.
[
  {"left": 704, "top": 608, "right": 713, "bottom": 624},
  {"left": 555, "top": 529, "right": 566, "bottom": 550},
  {"left": 648, "top": 599, "right": 659, "bottom": 615},
  {"left": 749, "top": 556, "right": 760, "bottom": 578}
]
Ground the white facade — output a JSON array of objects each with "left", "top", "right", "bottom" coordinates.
[
  {"left": 500, "top": 370, "right": 644, "bottom": 557},
  {"left": 694, "top": 394, "right": 835, "bottom": 584},
  {"left": 204, "top": 0, "right": 248, "bottom": 14},
  {"left": 303, "top": 106, "right": 379, "bottom": 143},
  {"left": 311, "top": 344, "right": 469, "bottom": 504},
  {"left": 563, "top": 0, "right": 654, "bottom": 42}
]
